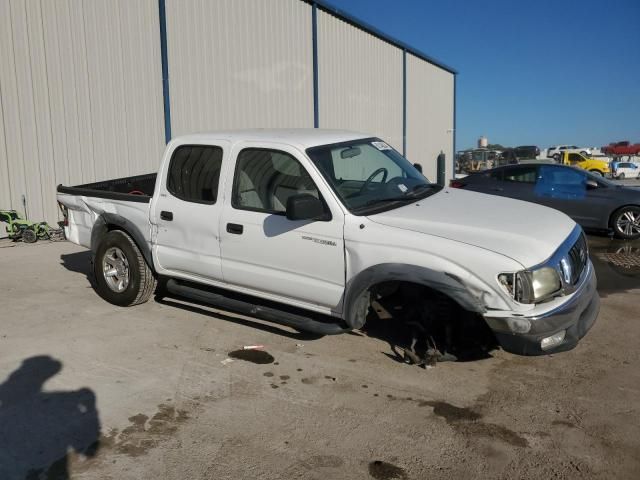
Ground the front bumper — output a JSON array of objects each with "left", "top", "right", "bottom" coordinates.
[{"left": 485, "top": 261, "right": 599, "bottom": 355}]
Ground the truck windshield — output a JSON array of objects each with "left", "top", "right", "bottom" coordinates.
[{"left": 306, "top": 138, "right": 439, "bottom": 214}]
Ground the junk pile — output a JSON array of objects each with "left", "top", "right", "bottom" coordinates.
[{"left": 0, "top": 210, "right": 65, "bottom": 243}]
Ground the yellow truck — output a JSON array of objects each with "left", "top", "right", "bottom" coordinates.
[{"left": 560, "top": 151, "right": 610, "bottom": 177}]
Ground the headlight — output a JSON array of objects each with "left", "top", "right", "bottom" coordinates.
[{"left": 498, "top": 267, "right": 561, "bottom": 304}]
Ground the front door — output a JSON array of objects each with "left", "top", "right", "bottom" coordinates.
[
  {"left": 152, "top": 142, "right": 228, "bottom": 281},
  {"left": 533, "top": 166, "right": 610, "bottom": 228},
  {"left": 220, "top": 145, "right": 345, "bottom": 312}
]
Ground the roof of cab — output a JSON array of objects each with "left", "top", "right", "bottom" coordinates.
[{"left": 171, "top": 129, "right": 373, "bottom": 150}]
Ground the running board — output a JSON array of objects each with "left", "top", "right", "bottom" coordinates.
[{"left": 165, "top": 279, "right": 350, "bottom": 336}]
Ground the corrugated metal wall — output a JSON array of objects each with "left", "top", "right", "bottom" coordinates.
[
  {"left": 316, "top": 10, "right": 404, "bottom": 151},
  {"left": 406, "top": 53, "right": 455, "bottom": 181},
  {"left": 0, "top": 0, "right": 455, "bottom": 225},
  {"left": 0, "top": 0, "right": 165, "bottom": 224},
  {"left": 166, "top": 0, "right": 314, "bottom": 136}
]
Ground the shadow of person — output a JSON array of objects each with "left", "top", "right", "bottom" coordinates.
[{"left": 0, "top": 356, "right": 101, "bottom": 480}]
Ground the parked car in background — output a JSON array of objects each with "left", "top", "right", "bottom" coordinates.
[
  {"left": 602, "top": 141, "right": 640, "bottom": 156},
  {"left": 57, "top": 129, "right": 599, "bottom": 356},
  {"left": 514, "top": 145, "right": 540, "bottom": 159},
  {"left": 450, "top": 163, "right": 640, "bottom": 239},
  {"left": 561, "top": 151, "right": 610, "bottom": 177},
  {"left": 614, "top": 162, "right": 640, "bottom": 179},
  {"left": 547, "top": 145, "right": 592, "bottom": 161}
]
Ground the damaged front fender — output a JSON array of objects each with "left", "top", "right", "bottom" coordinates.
[{"left": 343, "top": 263, "right": 500, "bottom": 329}]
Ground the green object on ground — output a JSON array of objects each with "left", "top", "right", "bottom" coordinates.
[{"left": 0, "top": 210, "right": 64, "bottom": 242}]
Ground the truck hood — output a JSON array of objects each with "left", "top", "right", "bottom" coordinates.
[{"left": 367, "top": 188, "right": 575, "bottom": 268}]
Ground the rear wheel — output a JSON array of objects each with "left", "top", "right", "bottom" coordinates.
[
  {"left": 94, "top": 230, "right": 156, "bottom": 306},
  {"left": 618, "top": 173, "right": 625, "bottom": 180},
  {"left": 611, "top": 206, "right": 640, "bottom": 240},
  {"left": 589, "top": 169, "right": 603, "bottom": 176},
  {"left": 22, "top": 229, "right": 37, "bottom": 243}
]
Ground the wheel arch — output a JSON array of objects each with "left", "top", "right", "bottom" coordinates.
[
  {"left": 91, "top": 213, "right": 154, "bottom": 272},
  {"left": 343, "top": 263, "right": 487, "bottom": 329}
]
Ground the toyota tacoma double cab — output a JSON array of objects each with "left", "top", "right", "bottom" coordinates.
[{"left": 57, "top": 130, "right": 599, "bottom": 356}]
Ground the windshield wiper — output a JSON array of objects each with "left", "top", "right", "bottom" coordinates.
[
  {"left": 407, "top": 183, "right": 435, "bottom": 195},
  {"left": 359, "top": 185, "right": 436, "bottom": 208}
]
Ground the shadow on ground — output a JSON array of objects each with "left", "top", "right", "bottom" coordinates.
[
  {"left": 60, "top": 251, "right": 94, "bottom": 286},
  {"left": 0, "top": 356, "right": 101, "bottom": 480},
  {"left": 155, "top": 296, "right": 324, "bottom": 342}
]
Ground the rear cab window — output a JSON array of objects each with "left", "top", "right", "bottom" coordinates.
[{"left": 167, "top": 145, "right": 223, "bottom": 204}]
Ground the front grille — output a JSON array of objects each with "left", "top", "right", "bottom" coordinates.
[{"left": 567, "top": 234, "right": 588, "bottom": 285}]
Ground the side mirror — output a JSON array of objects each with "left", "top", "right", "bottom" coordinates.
[
  {"left": 586, "top": 179, "right": 599, "bottom": 190},
  {"left": 413, "top": 163, "right": 423, "bottom": 173},
  {"left": 286, "top": 194, "right": 326, "bottom": 221}
]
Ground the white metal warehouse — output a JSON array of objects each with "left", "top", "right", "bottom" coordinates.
[{"left": 0, "top": 0, "right": 456, "bottom": 224}]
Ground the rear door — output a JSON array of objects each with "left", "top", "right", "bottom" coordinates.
[
  {"left": 462, "top": 166, "right": 538, "bottom": 201},
  {"left": 151, "top": 142, "right": 229, "bottom": 281},
  {"left": 219, "top": 143, "right": 346, "bottom": 312}
]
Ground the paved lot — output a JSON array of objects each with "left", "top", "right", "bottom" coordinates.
[{"left": 0, "top": 236, "right": 639, "bottom": 479}]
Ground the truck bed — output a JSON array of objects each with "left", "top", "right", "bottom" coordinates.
[
  {"left": 57, "top": 173, "right": 157, "bottom": 203},
  {"left": 57, "top": 173, "right": 156, "bottom": 251}
]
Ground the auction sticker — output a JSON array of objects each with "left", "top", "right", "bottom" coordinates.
[{"left": 371, "top": 141, "right": 392, "bottom": 150}]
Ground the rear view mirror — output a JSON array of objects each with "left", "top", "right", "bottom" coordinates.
[
  {"left": 586, "top": 179, "right": 599, "bottom": 190},
  {"left": 340, "top": 147, "right": 361, "bottom": 159},
  {"left": 286, "top": 194, "right": 326, "bottom": 221},
  {"left": 413, "top": 163, "right": 423, "bottom": 173}
]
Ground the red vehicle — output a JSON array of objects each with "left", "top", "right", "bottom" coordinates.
[{"left": 601, "top": 141, "right": 640, "bottom": 156}]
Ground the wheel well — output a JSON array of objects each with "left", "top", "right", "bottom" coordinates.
[
  {"left": 367, "top": 281, "right": 465, "bottom": 317},
  {"left": 359, "top": 280, "right": 497, "bottom": 359},
  {"left": 91, "top": 217, "right": 155, "bottom": 274}
]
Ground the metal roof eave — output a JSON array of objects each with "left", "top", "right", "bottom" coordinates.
[{"left": 304, "top": 0, "right": 458, "bottom": 75}]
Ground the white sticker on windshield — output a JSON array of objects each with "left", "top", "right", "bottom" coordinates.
[
  {"left": 372, "top": 141, "right": 392, "bottom": 151},
  {"left": 397, "top": 184, "right": 408, "bottom": 193}
]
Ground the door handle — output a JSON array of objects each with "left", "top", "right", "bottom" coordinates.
[
  {"left": 491, "top": 187, "right": 503, "bottom": 192},
  {"left": 226, "top": 223, "right": 243, "bottom": 235},
  {"left": 160, "top": 211, "right": 173, "bottom": 221}
]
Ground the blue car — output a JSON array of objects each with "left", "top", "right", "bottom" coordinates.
[{"left": 451, "top": 163, "right": 640, "bottom": 239}]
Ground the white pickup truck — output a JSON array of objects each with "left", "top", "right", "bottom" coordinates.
[{"left": 57, "top": 129, "right": 599, "bottom": 356}]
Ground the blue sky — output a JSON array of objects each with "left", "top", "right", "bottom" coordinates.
[{"left": 331, "top": 0, "right": 640, "bottom": 151}]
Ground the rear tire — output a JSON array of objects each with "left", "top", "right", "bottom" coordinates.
[
  {"left": 589, "top": 169, "right": 603, "bottom": 176},
  {"left": 22, "top": 229, "right": 37, "bottom": 243},
  {"left": 610, "top": 206, "right": 640, "bottom": 240},
  {"left": 618, "top": 173, "right": 625, "bottom": 180},
  {"left": 94, "top": 230, "right": 156, "bottom": 306}
]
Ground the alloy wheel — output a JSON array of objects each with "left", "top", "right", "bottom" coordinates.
[{"left": 102, "top": 247, "right": 130, "bottom": 293}]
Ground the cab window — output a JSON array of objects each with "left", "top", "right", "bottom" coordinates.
[
  {"left": 567, "top": 153, "right": 583, "bottom": 164},
  {"left": 502, "top": 166, "right": 538, "bottom": 183},
  {"left": 167, "top": 145, "right": 223, "bottom": 204},
  {"left": 232, "top": 148, "right": 321, "bottom": 214}
]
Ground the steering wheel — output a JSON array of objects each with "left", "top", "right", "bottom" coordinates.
[{"left": 359, "top": 167, "right": 388, "bottom": 194}]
